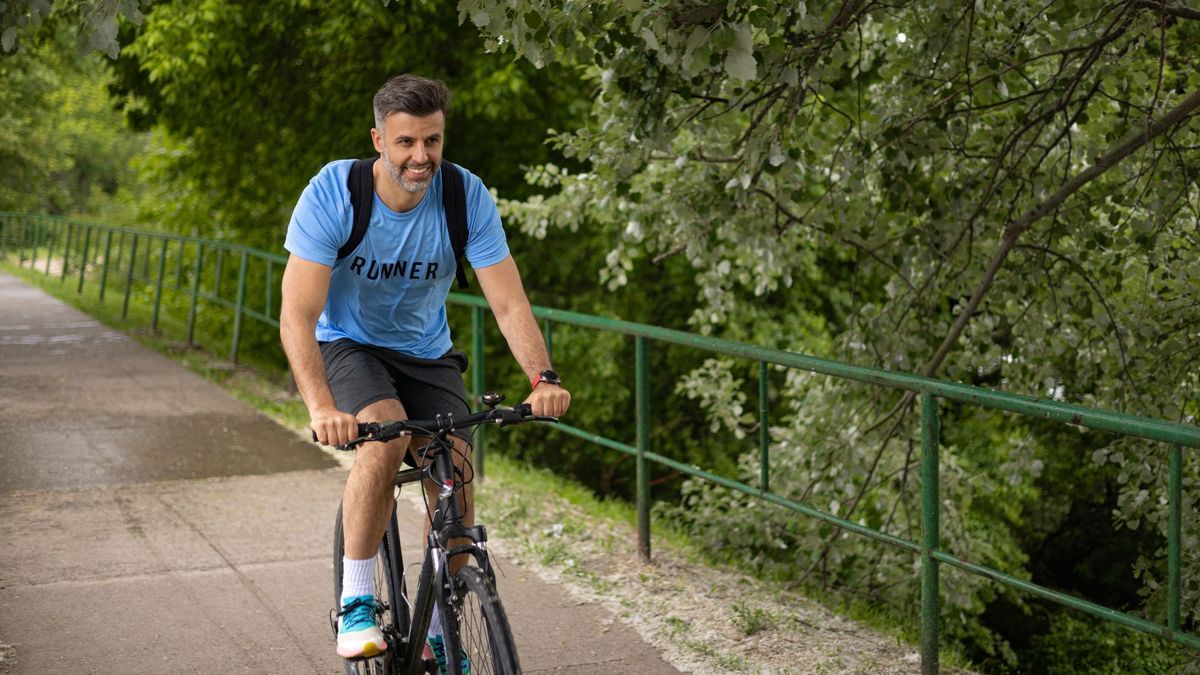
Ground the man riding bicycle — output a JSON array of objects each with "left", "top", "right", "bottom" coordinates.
[{"left": 279, "top": 74, "right": 571, "bottom": 669}]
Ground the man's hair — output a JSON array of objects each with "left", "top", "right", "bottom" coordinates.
[{"left": 373, "top": 75, "right": 452, "bottom": 129}]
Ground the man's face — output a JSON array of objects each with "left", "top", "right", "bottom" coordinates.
[{"left": 372, "top": 111, "right": 445, "bottom": 194}]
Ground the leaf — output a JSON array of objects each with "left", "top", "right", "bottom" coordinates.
[
  {"left": 469, "top": 7, "right": 491, "bottom": 28},
  {"left": 641, "top": 27, "right": 660, "bottom": 52},
  {"left": 1, "top": 26, "right": 16, "bottom": 52},
  {"left": 724, "top": 23, "right": 756, "bottom": 82}
]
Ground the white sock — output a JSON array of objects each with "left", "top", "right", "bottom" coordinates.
[
  {"left": 428, "top": 604, "right": 443, "bottom": 638},
  {"left": 341, "top": 555, "right": 376, "bottom": 603}
]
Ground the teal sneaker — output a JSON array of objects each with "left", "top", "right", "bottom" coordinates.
[
  {"left": 424, "top": 634, "right": 469, "bottom": 674},
  {"left": 336, "top": 595, "right": 387, "bottom": 659}
]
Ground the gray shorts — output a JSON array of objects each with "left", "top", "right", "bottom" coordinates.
[{"left": 319, "top": 338, "right": 473, "bottom": 456}]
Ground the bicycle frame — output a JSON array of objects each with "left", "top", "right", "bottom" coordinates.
[
  {"left": 391, "top": 435, "right": 494, "bottom": 675},
  {"left": 335, "top": 400, "right": 550, "bottom": 674}
]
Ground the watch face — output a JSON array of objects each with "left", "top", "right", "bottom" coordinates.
[{"left": 540, "top": 370, "right": 561, "bottom": 385}]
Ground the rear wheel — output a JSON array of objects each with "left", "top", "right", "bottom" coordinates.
[
  {"left": 334, "top": 500, "right": 407, "bottom": 674},
  {"left": 443, "top": 566, "right": 520, "bottom": 675}
]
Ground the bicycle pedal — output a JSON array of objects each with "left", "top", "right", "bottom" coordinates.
[{"left": 344, "top": 649, "right": 389, "bottom": 663}]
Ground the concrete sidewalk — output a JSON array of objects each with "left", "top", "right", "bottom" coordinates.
[{"left": 0, "top": 270, "right": 679, "bottom": 674}]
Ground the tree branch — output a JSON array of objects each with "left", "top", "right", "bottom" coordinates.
[
  {"left": 1131, "top": 0, "right": 1200, "bottom": 21},
  {"left": 919, "top": 88, "right": 1200, "bottom": 379}
]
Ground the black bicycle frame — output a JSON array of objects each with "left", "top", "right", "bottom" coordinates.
[{"left": 394, "top": 437, "right": 493, "bottom": 675}]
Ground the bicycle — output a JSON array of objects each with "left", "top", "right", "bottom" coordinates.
[{"left": 329, "top": 392, "right": 556, "bottom": 675}]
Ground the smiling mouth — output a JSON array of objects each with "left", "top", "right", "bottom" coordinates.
[{"left": 404, "top": 164, "right": 432, "bottom": 177}]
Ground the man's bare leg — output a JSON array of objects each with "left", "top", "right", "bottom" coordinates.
[
  {"left": 336, "top": 398, "right": 410, "bottom": 658},
  {"left": 342, "top": 398, "right": 410, "bottom": 559}
]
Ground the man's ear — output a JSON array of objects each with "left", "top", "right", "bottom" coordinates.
[{"left": 370, "top": 127, "right": 384, "bottom": 154}]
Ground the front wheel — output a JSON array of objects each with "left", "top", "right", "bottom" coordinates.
[{"left": 442, "top": 566, "right": 520, "bottom": 675}]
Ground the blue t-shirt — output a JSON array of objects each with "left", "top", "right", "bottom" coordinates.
[{"left": 284, "top": 160, "right": 509, "bottom": 358}]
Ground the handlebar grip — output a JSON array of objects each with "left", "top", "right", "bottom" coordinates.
[
  {"left": 514, "top": 403, "right": 533, "bottom": 417},
  {"left": 310, "top": 423, "right": 376, "bottom": 444}
]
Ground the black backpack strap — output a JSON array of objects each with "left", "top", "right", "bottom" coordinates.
[
  {"left": 337, "top": 158, "right": 377, "bottom": 261},
  {"left": 441, "top": 161, "right": 470, "bottom": 290}
]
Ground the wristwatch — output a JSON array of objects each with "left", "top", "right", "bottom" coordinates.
[{"left": 535, "top": 369, "right": 562, "bottom": 387}]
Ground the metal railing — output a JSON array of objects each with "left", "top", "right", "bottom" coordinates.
[
  {"left": 0, "top": 212, "right": 285, "bottom": 364},
  {"left": 2, "top": 211, "right": 1195, "bottom": 672}
]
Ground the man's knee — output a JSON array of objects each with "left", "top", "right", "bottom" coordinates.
[{"left": 353, "top": 437, "right": 409, "bottom": 475}]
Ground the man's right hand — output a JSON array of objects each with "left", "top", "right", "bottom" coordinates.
[{"left": 310, "top": 407, "right": 360, "bottom": 446}]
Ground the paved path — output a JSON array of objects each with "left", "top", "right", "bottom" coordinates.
[{"left": 0, "top": 271, "right": 679, "bottom": 674}]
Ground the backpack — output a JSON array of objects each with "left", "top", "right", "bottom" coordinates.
[{"left": 335, "top": 157, "right": 470, "bottom": 290}]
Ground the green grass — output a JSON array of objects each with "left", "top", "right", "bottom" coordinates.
[{"left": 731, "top": 600, "right": 774, "bottom": 637}]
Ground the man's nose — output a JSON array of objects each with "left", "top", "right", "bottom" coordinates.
[{"left": 413, "top": 143, "right": 428, "bottom": 163}]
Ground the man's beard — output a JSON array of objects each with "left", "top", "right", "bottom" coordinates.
[{"left": 382, "top": 152, "right": 435, "bottom": 193}]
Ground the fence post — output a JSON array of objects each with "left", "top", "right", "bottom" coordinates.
[
  {"left": 43, "top": 217, "right": 56, "bottom": 275},
  {"left": 920, "top": 392, "right": 941, "bottom": 675},
  {"left": 60, "top": 222, "right": 74, "bottom": 282},
  {"left": 1169, "top": 444, "right": 1182, "bottom": 632},
  {"left": 230, "top": 251, "right": 248, "bottom": 364},
  {"left": 213, "top": 248, "right": 224, "bottom": 297},
  {"left": 265, "top": 260, "right": 274, "bottom": 320},
  {"left": 16, "top": 216, "right": 25, "bottom": 265},
  {"left": 472, "top": 305, "right": 486, "bottom": 479},
  {"left": 187, "top": 244, "right": 204, "bottom": 345},
  {"left": 99, "top": 229, "right": 114, "bottom": 301},
  {"left": 142, "top": 234, "right": 151, "bottom": 279},
  {"left": 31, "top": 218, "right": 41, "bottom": 269},
  {"left": 123, "top": 235, "right": 138, "bottom": 319},
  {"left": 77, "top": 225, "right": 92, "bottom": 293},
  {"left": 151, "top": 238, "right": 168, "bottom": 331},
  {"left": 636, "top": 335, "right": 651, "bottom": 561},
  {"left": 759, "top": 360, "right": 770, "bottom": 494},
  {"left": 114, "top": 231, "right": 125, "bottom": 274}
]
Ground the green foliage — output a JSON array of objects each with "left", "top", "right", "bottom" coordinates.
[
  {"left": 467, "top": 0, "right": 1200, "bottom": 668},
  {"left": 0, "top": 24, "right": 145, "bottom": 217},
  {"left": 107, "top": 0, "right": 591, "bottom": 249},
  {"left": 0, "top": 0, "right": 146, "bottom": 57},
  {"left": 1019, "top": 612, "right": 1194, "bottom": 674}
]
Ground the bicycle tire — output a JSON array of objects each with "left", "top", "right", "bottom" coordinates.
[
  {"left": 442, "top": 566, "right": 521, "bottom": 675},
  {"left": 334, "top": 500, "right": 407, "bottom": 675}
]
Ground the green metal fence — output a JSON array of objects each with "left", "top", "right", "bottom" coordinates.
[
  {"left": 0, "top": 212, "right": 286, "bottom": 364},
  {"left": 2, "top": 211, "right": 1196, "bottom": 672}
]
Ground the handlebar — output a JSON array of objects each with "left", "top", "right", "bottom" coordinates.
[{"left": 312, "top": 401, "right": 558, "bottom": 450}]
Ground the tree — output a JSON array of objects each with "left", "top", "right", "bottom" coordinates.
[
  {"left": 0, "top": 0, "right": 146, "bottom": 57},
  {"left": 464, "top": 0, "right": 1200, "bottom": 664},
  {"left": 107, "top": 0, "right": 591, "bottom": 250},
  {"left": 0, "top": 23, "right": 144, "bottom": 217}
]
